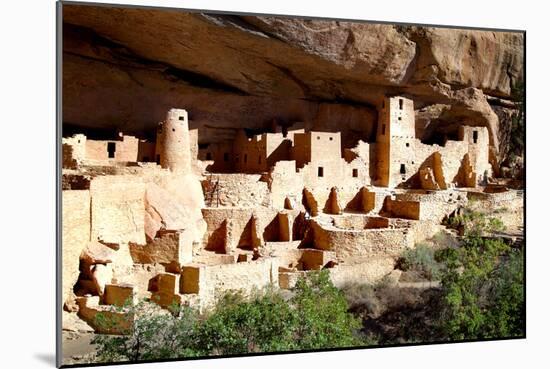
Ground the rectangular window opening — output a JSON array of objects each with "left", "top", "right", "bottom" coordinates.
[
  {"left": 107, "top": 142, "right": 116, "bottom": 159},
  {"left": 473, "top": 130, "right": 478, "bottom": 144},
  {"left": 400, "top": 164, "right": 406, "bottom": 174},
  {"left": 318, "top": 167, "right": 324, "bottom": 177},
  {"left": 352, "top": 168, "right": 358, "bottom": 178},
  {"left": 399, "top": 98, "right": 404, "bottom": 110}
]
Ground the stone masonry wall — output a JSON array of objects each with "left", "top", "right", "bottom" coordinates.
[
  {"left": 90, "top": 175, "right": 146, "bottom": 245},
  {"left": 62, "top": 190, "right": 91, "bottom": 308}
]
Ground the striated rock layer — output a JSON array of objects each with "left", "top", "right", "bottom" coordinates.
[{"left": 61, "top": 4, "right": 524, "bottom": 163}]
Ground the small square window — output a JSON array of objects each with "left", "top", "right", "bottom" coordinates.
[
  {"left": 473, "top": 130, "right": 479, "bottom": 144},
  {"left": 400, "top": 164, "right": 406, "bottom": 174},
  {"left": 352, "top": 169, "right": 358, "bottom": 178},
  {"left": 329, "top": 137, "right": 333, "bottom": 141},
  {"left": 179, "top": 116, "right": 184, "bottom": 121},
  {"left": 317, "top": 136, "right": 320, "bottom": 140},
  {"left": 398, "top": 117, "right": 402, "bottom": 121},
  {"left": 406, "top": 142, "right": 410, "bottom": 147}
]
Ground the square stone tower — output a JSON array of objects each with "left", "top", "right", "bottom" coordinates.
[{"left": 375, "top": 96, "right": 416, "bottom": 187}]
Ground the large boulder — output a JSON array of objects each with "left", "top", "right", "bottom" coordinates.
[
  {"left": 80, "top": 240, "right": 115, "bottom": 265},
  {"left": 144, "top": 179, "right": 206, "bottom": 243}
]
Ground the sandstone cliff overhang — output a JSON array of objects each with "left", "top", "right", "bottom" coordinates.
[{"left": 61, "top": 4, "right": 524, "bottom": 153}]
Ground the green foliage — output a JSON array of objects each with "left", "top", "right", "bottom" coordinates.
[
  {"left": 445, "top": 207, "right": 504, "bottom": 237},
  {"left": 92, "top": 300, "right": 199, "bottom": 362},
  {"left": 399, "top": 243, "right": 443, "bottom": 280},
  {"left": 435, "top": 211, "right": 524, "bottom": 340},
  {"left": 193, "top": 289, "right": 297, "bottom": 355},
  {"left": 93, "top": 270, "right": 364, "bottom": 362},
  {"left": 195, "top": 271, "right": 363, "bottom": 354},
  {"left": 291, "top": 270, "right": 363, "bottom": 349}
]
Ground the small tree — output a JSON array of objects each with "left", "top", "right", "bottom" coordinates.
[
  {"left": 291, "top": 270, "right": 363, "bottom": 349},
  {"left": 436, "top": 211, "right": 524, "bottom": 340},
  {"left": 193, "top": 289, "right": 297, "bottom": 355}
]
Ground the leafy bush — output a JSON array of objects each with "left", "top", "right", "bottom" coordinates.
[
  {"left": 193, "top": 289, "right": 297, "bottom": 355},
  {"left": 435, "top": 211, "right": 524, "bottom": 340},
  {"left": 92, "top": 301, "right": 199, "bottom": 362},
  {"left": 398, "top": 243, "right": 443, "bottom": 281},
  {"left": 93, "top": 270, "right": 364, "bottom": 362},
  {"left": 445, "top": 207, "right": 504, "bottom": 237},
  {"left": 291, "top": 270, "right": 363, "bottom": 349}
]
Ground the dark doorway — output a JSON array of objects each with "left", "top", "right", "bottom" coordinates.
[
  {"left": 107, "top": 142, "right": 116, "bottom": 159},
  {"left": 400, "top": 164, "right": 406, "bottom": 174}
]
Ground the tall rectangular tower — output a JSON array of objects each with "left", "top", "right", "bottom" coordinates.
[{"left": 375, "top": 96, "right": 416, "bottom": 187}]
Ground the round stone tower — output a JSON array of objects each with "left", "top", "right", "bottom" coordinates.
[{"left": 158, "top": 108, "right": 191, "bottom": 173}]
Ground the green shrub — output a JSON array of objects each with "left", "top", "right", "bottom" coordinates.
[
  {"left": 193, "top": 289, "right": 297, "bottom": 355},
  {"left": 93, "top": 270, "right": 365, "bottom": 362},
  {"left": 399, "top": 243, "right": 443, "bottom": 281},
  {"left": 445, "top": 207, "right": 505, "bottom": 237},
  {"left": 92, "top": 301, "right": 199, "bottom": 362},
  {"left": 435, "top": 210, "right": 524, "bottom": 340},
  {"left": 291, "top": 270, "right": 363, "bottom": 349}
]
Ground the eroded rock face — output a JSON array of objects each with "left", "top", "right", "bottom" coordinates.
[{"left": 61, "top": 4, "right": 524, "bottom": 161}]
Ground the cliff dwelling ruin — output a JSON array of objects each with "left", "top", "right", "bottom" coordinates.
[{"left": 62, "top": 95, "right": 523, "bottom": 333}]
